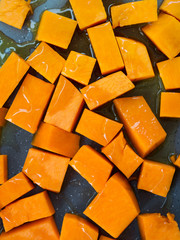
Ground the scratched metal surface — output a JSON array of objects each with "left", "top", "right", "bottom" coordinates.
[{"left": 0, "top": 0, "right": 180, "bottom": 239}]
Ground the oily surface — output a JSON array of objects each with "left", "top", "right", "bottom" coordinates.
[{"left": 0, "top": 0, "right": 179, "bottom": 239}]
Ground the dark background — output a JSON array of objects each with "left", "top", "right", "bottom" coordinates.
[{"left": 0, "top": 0, "right": 180, "bottom": 239}]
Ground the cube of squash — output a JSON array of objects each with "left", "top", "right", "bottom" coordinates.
[
  {"left": 160, "top": 92, "right": 180, "bottom": 118},
  {"left": 69, "top": 0, "right": 107, "bottom": 30},
  {"left": 5, "top": 74, "right": 54, "bottom": 134},
  {"left": 70, "top": 145, "right": 113, "bottom": 192},
  {"left": 32, "top": 122, "right": 80, "bottom": 158},
  {"left": 81, "top": 71, "right": 134, "bottom": 110},
  {"left": 114, "top": 96, "right": 167, "bottom": 158},
  {"left": 36, "top": 11, "right": 77, "bottom": 49},
  {"left": 173, "top": 155, "right": 180, "bottom": 168},
  {"left": 137, "top": 160, "right": 175, "bottom": 197},
  {"left": 76, "top": 109, "right": 123, "bottom": 146},
  {"left": 44, "top": 75, "right": 84, "bottom": 132},
  {"left": 0, "top": 155, "right": 8, "bottom": 184},
  {"left": 0, "top": 0, "right": 32, "bottom": 29},
  {"left": 102, "top": 131, "right": 143, "bottom": 178},
  {"left": 157, "top": 57, "right": 180, "bottom": 90},
  {"left": 0, "top": 52, "right": 30, "bottom": 108},
  {"left": 160, "top": 0, "right": 180, "bottom": 21},
  {"left": 60, "top": 213, "right": 99, "bottom": 240},
  {"left": 23, "top": 148, "right": 70, "bottom": 193},
  {"left": 84, "top": 173, "right": 140, "bottom": 238},
  {"left": 0, "top": 191, "right": 55, "bottom": 232},
  {"left": 27, "top": 42, "right": 65, "bottom": 84},
  {"left": 116, "top": 37, "right": 154, "bottom": 81},
  {"left": 0, "top": 108, "right": 8, "bottom": 127},
  {"left": 111, "top": 0, "right": 157, "bottom": 28},
  {"left": 142, "top": 13, "right": 180, "bottom": 59},
  {"left": 0, "top": 172, "right": 34, "bottom": 210},
  {"left": 62, "top": 51, "right": 96, "bottom": 85},
  {"left": 0, "top": 217, "right": 60, "bottom": 240},
  {"left": 87, "top": 22, "right": 124, "bottom": 75},
  {"left": 138, "top": 213, "right": 180, "bottom": 240}
]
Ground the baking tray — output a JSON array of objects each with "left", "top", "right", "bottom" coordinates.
[{"left": 0, "top": 0, "right": 180, "bottom": 239}]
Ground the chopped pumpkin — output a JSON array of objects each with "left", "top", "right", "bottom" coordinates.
[
  {"left": 114, "top": 96, "right": 167, "bottom": 157},
  {"left": 87, "top": 22, "right": 124, "bottom": 75},
  {"left": 5, "top": 74, "right": 54, "bottom": 134},
  {"left": 70, "top": 145, "right": 113, "bottom": 192},
  {"left": 137, "top": 160, "right": 175, "bottom": 197},
  {"left": 0, "top": 191, "right": 55, "bottom": 232},
  {"left": 138, "top": 213, "right": 180, "bottom": 240},
  {"left": 116, "top": 37, "right": 155, "bottom": 81},
  {"left": 81, "top": 71, "right": 134, "bottom": 110},
  {"left": 23, "top": 148, "right": 70, "bottom": 193},
  {"left": 157, "top": 57, "right": 180, "bottom": 90},
  {"left": 76, "top": 108, "right": 123, "bottom": 146},
  {"left": 36, "top": 11, "right": 77, "bottom": 49},
  {"left": 173, "top": 155, "right": 180, "bottom": 168},
  {"left": 0, "top": 0, "right": 32, "bottom": 29},
  {"left": 0, "top": 108, "right": 8, "bottom": 127},
  {"left": 102, "top": 131, "right": 143, "bottom": 178},
  {"left": 27, "top": 42, "right": 65, "bottom": 84},
  {"left": 160, "top": 92, "right": 180, "bottom": 118},
  {"left": 44, "top": 75, "right": 84, "bottom": 132},
  {"left": 84, "top": 173, "right": 140, "bottom": 238},
  {"left": 69, "top": 0, "right": 107, "bottom": 30},
  {"left": 0, "top": 155, "right": 8, "bottom": 184},
  {"left": 160, "top": 0, "right": 180, "bottom": 21},
  {"left": 60, "top": 213, "right": 99, "bottom": 240},
  {"left": 62, "top": 51, "right": 96, "bottom": 85},
  {"left": 111, "top": 0, "right": 157, "bottom": 28},
  {"left": 0, "top": 172, "right": 34, "bottom": 210},
  {"left": 0, "top": 52, "right": 30, "bottom": 108},
  {"left": 0, "top": 217, "right": 60, "bottom": 240},
  {"left": 142, "top": 13, "right": 180, "bottom": 59},
  {"left": 32, "top": 122, "right": 80, "bottom": 158}
]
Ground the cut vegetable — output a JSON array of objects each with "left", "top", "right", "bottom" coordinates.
[
  {"left": 102, "top": 131, "right": 143, "bottom": 178},
  {"left": 87, "top": 22, "right": 124, "bottom": 75},
  {"left": 5, "top": 74, "right": 54, "bottom": 134},
  {"left": 0, "top": 108, "right": 8, "bottom": 127},
  {"left": 32, "top": 122, "right": 80, "bottom": 158},
  {"left": 76, "top": 108, "right": 123, "bottom": 146},
  {"left": 44, "top": 75, "right": 84, "bottom": 132},
  {"left": 60, "top": 213, "right": 99, "bottom": 240},
  {"left": 160, "top": 92, "right": 180, "bottom": 118},
  {"left": 0, "top": 191, "right": 55, "bottom": 232},
  {"left": 157, "top": 57, "right": 180, "bottom": 90},
  {"left": 0, "top": 155, "right": 7, "bottom": 184},
  {"left": 138, "top": 213, "right": 180, "bottom": 240},
  {"left": 62, "top": 51, "right": 96, "bottom": 85},
  {"left": 23, "top": 148, "right": 70, "bottom": 193},
  {"left": 69, "top": 0, "right": 107, "bottom": 30},
  {"left": 142, "top": 13, "right": 180, "bottom": 59},
  {"left": 173, "top": 155, "right": 180, "bottom": 168},
  {"left": 0, "top": 172, "right": 34, "bottom": 209},
  {"left": 70, "top": 145, "right": 113, "bottom": 192},
  {"left": 0, "top": 0, "right": 32, "bottom": 29},
  {"left": 0, "top": 52, "right": 30, "bottom": 108},
  {"left": 160, "top": 0, "right": 180, "bottom": 21},
  {"left": 114, "top": 96, "right": 167, "bottom": 158},
  {"left": 99, "top": 236, "right": 115, "bottom": 240},
  {"left": 111, "top": 0, "right": 157, "bottom": 28},
  {"left": 27, "top": 42, "right": 65, "bottom": 84},
  {"left": 116, "top": 37, "right": 154, "bottom": 81},
  {"left": 84, "top": 173, "right": 140, "bottom": 238},
  {"left": 137, "top": 160, "right": 175, "bottom": 197},
  {"left": 81, "top": 71, "right": 134, "bottom": 110},
  {"left": 0, "top": 217, "right": 60, "bottom": 240},
  {"left": 36, "top": 11, "right": 77, "bottom": 49}
]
